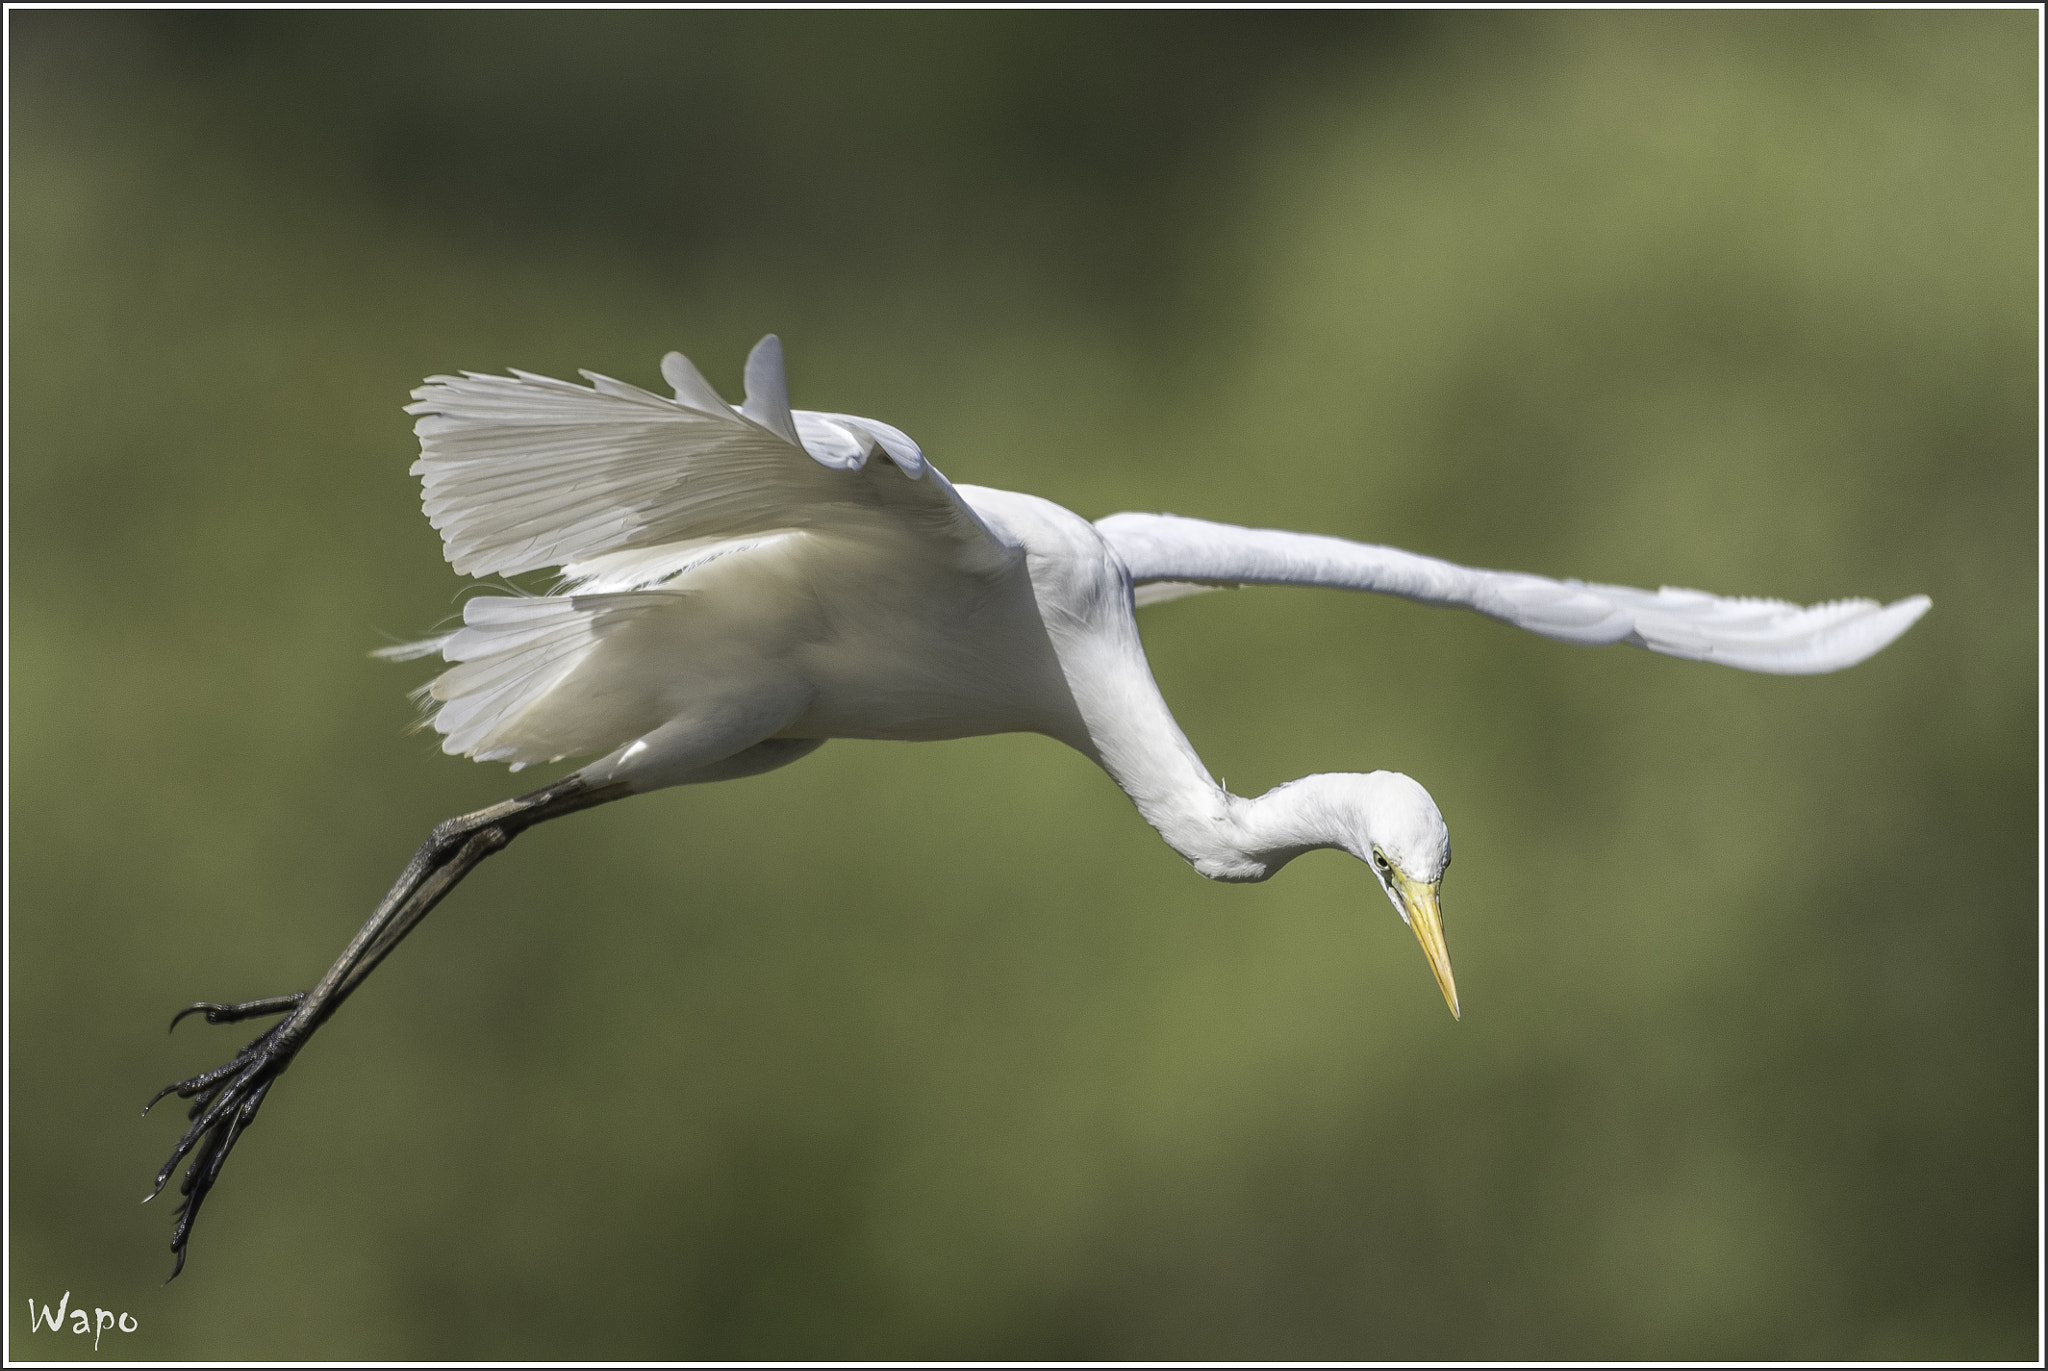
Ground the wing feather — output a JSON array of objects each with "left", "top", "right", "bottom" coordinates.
[
  {"left": 407, "top": 336, "right": 1006, "bottom": 579},
  {"left": 413, "top": 591, "right": 688, "bottom": 764},
  {"left": 1097, "top": 511, "right": 1928, "bottom": 676}
]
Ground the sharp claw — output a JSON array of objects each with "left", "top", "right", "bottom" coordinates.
[
  {"left": 170, "top": 994, "right": 306, "bottom": 1034},
  {"left": 169, "top": 1003, "right": 223, "bottom": 1033},
  {"left": 144, "top": 1057, "right": 244, "bottom": 1116}
]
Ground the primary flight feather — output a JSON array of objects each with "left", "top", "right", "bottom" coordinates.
[{"left": 147, "top": 334, "right": 1928, "bottom": 1278}]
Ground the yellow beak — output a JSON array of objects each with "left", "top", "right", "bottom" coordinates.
[{"left": 1392, "top": 870, "right": 1459, "bottom": 1020}]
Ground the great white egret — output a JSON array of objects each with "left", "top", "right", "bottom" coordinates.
[{"left": 146, "top": 335, "right": 1929, "bottom": 1277}]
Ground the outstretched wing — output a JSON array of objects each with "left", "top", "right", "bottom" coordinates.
[
  {"left": 406, "top": 335, "right": 1009, "bottom": 581},
  {"left": 1097, "top": 512, "right": 1929, "bottom": 675}
]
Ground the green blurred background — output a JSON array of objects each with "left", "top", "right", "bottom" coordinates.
[{"left": 8, "top": 10, "right": 2037, "bottom": 1360}]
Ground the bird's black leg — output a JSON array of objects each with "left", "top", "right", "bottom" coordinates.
[{"left": 145, "top": 772, "right": 632, "bottom": 1280}]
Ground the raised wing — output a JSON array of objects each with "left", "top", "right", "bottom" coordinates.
[
  {"left": 406, "top": 335, "right": 1009, "bottom": 581},
  {"left": 1097, "top": 512, "right": 1928, "bottom": 675}
]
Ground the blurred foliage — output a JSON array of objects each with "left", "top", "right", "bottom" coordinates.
[{"left": 7, "top": 10, "right": 2036, "bottom": 1361}]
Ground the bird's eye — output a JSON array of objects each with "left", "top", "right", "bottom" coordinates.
[{"left": 1372, "top": 850, "right": 1390, "bottom": 873}]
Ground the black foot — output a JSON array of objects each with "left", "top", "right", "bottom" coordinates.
[
  {"left": 141, "top": 777, "right": 634, "bottom": 1281},
  {"left": 144, "top": 1004, "right": 305, "bottom": 1281}
]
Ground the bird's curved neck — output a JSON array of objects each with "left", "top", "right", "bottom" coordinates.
[
  {"left": 1051, "top": 601, "right": 1348, "bottom": 883},
  {"left": 972, "top": 490, "right": 1361, "bottom": 882}
]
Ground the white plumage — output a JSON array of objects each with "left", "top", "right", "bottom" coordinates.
[
  {"left": 147, "top": 333, "right": 1929, "bottom": 1276},
  {"left": 392, "top": 335, "right": 1927, "bottom": 789},
  {"left": 379, "top": 329, "right": 1932, "bottom": 1031},
  {"left": 1102, "top": 512, "right": 1930, "bottom": 673}
]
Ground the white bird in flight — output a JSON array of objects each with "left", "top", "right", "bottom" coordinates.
[{"left": 147, "top": 334, "right": 1929, "bottom": 1276}]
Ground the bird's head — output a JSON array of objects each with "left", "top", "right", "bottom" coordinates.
[
  {"left": 1187, "top": 768, "right": 1459, "bottom": 1017},
  {"left": 1212, "top": 770, "right": 1458, "bottom": 1016},
  {"left": 1334, "top": 771, "right": 1457, "bottom": 1019}
]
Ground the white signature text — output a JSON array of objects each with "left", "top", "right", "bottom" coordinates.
[{"left": 26, "top": 1293, "right": 138, "bottom": 1350}]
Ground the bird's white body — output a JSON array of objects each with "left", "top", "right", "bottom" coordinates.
[
  {"left": 586, "top": 486, "right": 1096, "bottom": 764},
  {"left": 147, "top": 333, "right": 1930, "bottom": 1269},
  {"left": 387, "top": 334, "right": 1928, "bottom": 1003}
]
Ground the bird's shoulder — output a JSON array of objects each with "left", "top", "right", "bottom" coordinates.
[
  {"left": 955, "top": 485, "right": 1117, "bottom": 567},
  {"left": 955, "top": 484, "right": 1137, "bottom": 617}
]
